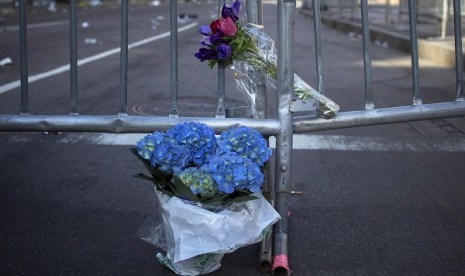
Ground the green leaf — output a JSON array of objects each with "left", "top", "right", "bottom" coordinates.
[
  {"left": 230, "top": 195, "right": 258, "bottom": 203},
  {"left": 133, "top": 173, "right": 154, "bottom": 182},
  {"left": 172, "top": 177, "right": 198, "bottom": 201},
  {"left": 155, "top": 185, "right": 175, "bottom": 198},
  {"left": 129, "top": 147, "right": 138, "bottom": 155},
  {"left": 200, "top": 193, "right": 230, "bottom": 204},
  {"left": 160, "top": 179, "right": 175, "bottom": 194},
  {"left": 233, "top": 189, "right": 252, "bottom": 196},
  {"left": 132, "top": 172, "right": 175, "bottom": 198},
  {"left": 208, "top": 59, "right": 218, "bottom": 69}
]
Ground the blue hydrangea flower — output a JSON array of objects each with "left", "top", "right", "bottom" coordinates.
[
  {"left": 136, "top": 131, "right": 164, "bottom": 160},
  {"left": 149, "top": 138, "right": 190, "bottom": 174},
  {"left": 203, "top": 152, "right": 264, "bottom": 193},
  {"left": 178, "top": 167, "right": 217, "bottom": 196},
  {"left": 217, "top": 126, "right": 272, "bottom": 166},
  {"left": 235, "top": 160, "right": 263, "bottom": 193},
  {"left": 166, "top": 122, "right": 217, "bottom": 166}
]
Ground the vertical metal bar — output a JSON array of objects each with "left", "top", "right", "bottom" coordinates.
[
  {"left": 247, "top": 0, "right": 266, "bottom": 119},
  {"left": 453, "top": 0, "right": 464, "bottom": 100},
  {"left": 119, "top": 0, "right": 128, "bottom": 115},
  {"left": 247, "top": 2, "right": 271, "bottom": 271},
  {"left": 360, "top": 0, "right": 374, "bottom": 110},
  {"left": 259, "top": 220, "right": 273, "bottom": 272},
  {"left": 70, "top": 0, "right": 79, "bottom": 115},
  {"left": 273, "top": 1, "right": 294, "bottom": 275},
  {"left": 257, "top": 0, "right": 263, "bottom": 25},
  {"left": 170, "top": 0, "right": 179, "bottom": 118},
  {"left": 385, "top": 0, "right": 392, "bottom": 24},
  {"left": 312, "top": 0, "right": 325, "bottom": 94},
  {"left": 440, "top": 0, "right": 449, "bottom": 38},
  {"left": 398, "top": 0, "right": 405, "bottom": 23},
  {"left": 216, "top": 0, "right": 226, "bottom": 118},
  {"left": 247, "top": 0, "right": 262, "bottom": 25},
  {"left": 351, "top": 0, "right": 355, "bottom": 20},
  {"left": 216, "top": 65, "right": 226, "bottom": 118},
  {"left": 408, "top": 0, "right": 422, "bottom": 105},
  {"left": 19, "top": 0, "right": 29, "bottom": 115}
]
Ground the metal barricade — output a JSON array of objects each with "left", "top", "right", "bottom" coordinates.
[
  {"left": 397, "top": 0, "right": 465, "bottom": 38},
  {"left": 399, "top": 0, "right": 465, "bottom": 16},
  {"left": 1, "top": 1, "right": 465, "bottom": 275},
  {"left": 294, "top": 0, "right": 465, "bottom": 137}
]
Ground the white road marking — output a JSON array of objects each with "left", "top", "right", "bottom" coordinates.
[
  {"left": 57, "top": 133, "right": 147, "bottom": 146},
  {"left": 8, "top": 133, "right": 464, "bottom": 152},
  {"left": 0, "top": 22, "right": 198, "bottom": 95},
  {"left": 0, "top": 20, "right": 69, "bottom": 32},
  {"left": 263, "top": 0, "right": 303, "bottom": 7},
  {"left": 270, "top": 135, "right": 465, "bottom": 152}
]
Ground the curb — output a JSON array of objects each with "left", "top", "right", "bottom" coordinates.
[{"left": 300, "top": 9, "right": 463, "bottom": 69}]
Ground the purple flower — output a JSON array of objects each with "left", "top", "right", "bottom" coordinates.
[
  {"left": 199, "top": 25, "right": 211, "bottom": 36},
  {"left": 222, "top": 0, "right": 241, "bottom": 22},
  {"left": 195, "top": 48, "right": 218, "bottom": 62},
  {"left": 201, "top": 36, "right": 212, "bottom": 46},
  {"left": 210, "top": 32, "right": 223, "bottom": 44},
  {"left": 216, "top": 43, "right": 231, "bottom": 60}
]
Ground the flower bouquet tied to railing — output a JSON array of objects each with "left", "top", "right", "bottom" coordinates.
[
  {"left": 195, "top": 0, "right": 340, "bottom": 118},
  {"left": 132, "top": 122, "right": 280, "bottom": 275}
]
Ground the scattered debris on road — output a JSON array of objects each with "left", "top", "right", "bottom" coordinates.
[
  {"left": 84, "top": 38, "right": 98, "bottom": 44},
  {"left": 0, "top": 57, "right": 13, "bottom": 66}
]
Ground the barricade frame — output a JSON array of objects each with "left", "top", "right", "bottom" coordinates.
[{"left": 1, "top": 1, "right": 465, "bottom": 275}]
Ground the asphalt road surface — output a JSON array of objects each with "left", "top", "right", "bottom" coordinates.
[{"left": 1, "top": 1, "right": 465, "bottom": 275}]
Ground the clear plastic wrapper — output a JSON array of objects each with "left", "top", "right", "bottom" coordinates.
[
  {"left": 137, "top": 188, "right": 280, "bottom": 275},
  {"left": 232, "top": 23, "right": 340, "bottom": 118}
]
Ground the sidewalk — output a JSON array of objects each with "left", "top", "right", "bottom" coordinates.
[{"left": 301, "top": 4, "right": 465, "bottom": 69}]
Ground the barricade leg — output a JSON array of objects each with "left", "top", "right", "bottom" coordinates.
[{"left": 272, "top": 1, "right": 295, "bottom": 275}]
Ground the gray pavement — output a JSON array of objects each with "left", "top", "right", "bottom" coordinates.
[{"left": 1, "top": 2, "right": 465, "bottom": 276}]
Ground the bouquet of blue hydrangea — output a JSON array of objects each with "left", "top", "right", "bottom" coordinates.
[
  {"left": 132, "top": 121, "right": 272, "bottom": 202},
  {"left": 132, "top": 122, "right": 280, "bottom": 275}
]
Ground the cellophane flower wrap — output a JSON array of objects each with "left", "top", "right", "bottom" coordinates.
[
  {"left": 132, "top": 122, "right": 280, "bottom": 275},
  {"left": 195, "top": 0, "right": 340, "bottom": 118}
]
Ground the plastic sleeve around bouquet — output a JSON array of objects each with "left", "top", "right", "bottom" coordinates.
[
  {"left": 231, "top": 23, "right": 340, "bottom": 118},
  {"left": 137, "top": 188, "right": 280, "bottom": 275}
]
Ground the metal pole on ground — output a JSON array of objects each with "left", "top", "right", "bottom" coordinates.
[{"left": 273, "top": 1, "right": 295, "bottom": 275}]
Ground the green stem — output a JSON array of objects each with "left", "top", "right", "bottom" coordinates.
[{"left": 243, "top": 55, "right": 337, "bottom": 118}]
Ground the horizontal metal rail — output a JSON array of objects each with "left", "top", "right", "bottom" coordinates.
[
  {"left": 0, "top": 115, "right": 280, "bottom": 135},
  {"left": 3, "top": 101, "right": 464, "bottom": 135},
  {"left": 294, "top": 101, "right": 465, "bottom": 133}
]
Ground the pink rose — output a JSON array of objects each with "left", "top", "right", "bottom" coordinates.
[{"left": 217, "top": 17, "right": 237, "bottom": 37}]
